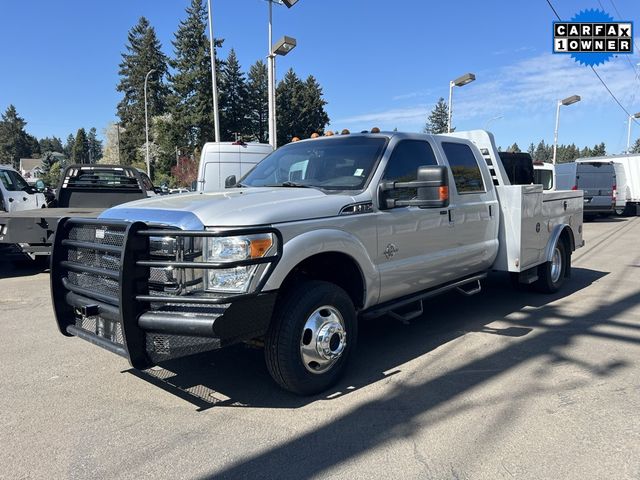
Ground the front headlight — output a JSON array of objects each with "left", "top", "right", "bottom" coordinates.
[{"left": 205, "top": 233, "right": 276, "bottom": 293}]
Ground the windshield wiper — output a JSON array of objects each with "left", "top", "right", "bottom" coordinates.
[{"left": 276, "top": 181, "right": 312, "bottom": 188}]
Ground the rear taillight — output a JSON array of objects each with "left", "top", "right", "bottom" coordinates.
[
  {"left": 571, "top": 185, "right": 577, "bottom": 190},
  {"left": 613, "top": 184, "right": 617, "bottom": 203}
]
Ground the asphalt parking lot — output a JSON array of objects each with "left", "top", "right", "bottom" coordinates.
[{"left": 1, "top": 217, "right": 639, "bottom": 480}]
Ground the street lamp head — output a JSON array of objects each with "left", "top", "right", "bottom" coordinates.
[
  {"left": 633, "top": 112, "right": 640, "bottom": 119},
  {"left": 281, "top": 0, "right": 298, "bottom": 8},
  {"left": 452, "top": 73, "right": 476, "bottom": 87},
  {"left": 561, "top": 95, "right": 581, "bottom": 106},
  {"left": 273, "top": 35, "right": 297, "bottom": 56}
]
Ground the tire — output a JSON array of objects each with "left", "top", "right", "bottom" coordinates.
[
  {"left": 583, "top": 214, "right": 596, "bottom": 222},
  {"left": 535, "top": 241, "right": 567, "bottom": 293},
  {"left": 265, "top": 280, "right": 357, "bottom": 395},
  {"left": 614, "top": 207, "right": 626, "bottom": 217}
]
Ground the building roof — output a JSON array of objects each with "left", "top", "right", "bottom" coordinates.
[{"left": 19, "top": 158, "right": 43, "bottom": 172}]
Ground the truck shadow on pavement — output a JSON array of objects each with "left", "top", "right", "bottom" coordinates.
[
  {"left": 0, "top": 255, "right": 48, "bottom": 279},
  {"left": 125, "top": 267, "right": 615, "bottom": 412}
]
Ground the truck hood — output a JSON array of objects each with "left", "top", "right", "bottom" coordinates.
[{"left": 99, "top": 187, "right": 359, "bottom": 228}]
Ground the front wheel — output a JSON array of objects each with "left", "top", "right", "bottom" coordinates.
[
  {"left": 535, "top": 241, "right": 567, "bottom": 293},
  {"left": 265, "top": 280, "right": 357, "bottom": 395}
]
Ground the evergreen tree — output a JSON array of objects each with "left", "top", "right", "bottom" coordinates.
[
  {"left": 276, "top": 69, "right": 306, "bottom": 146},
  {"left": 117, "top": 17, "right": 169, "bottom": 164},
  {"left": 219, "top": 49, "right": 249, "bottom": 141},
  {"left": 26, "top": 134, "right": 40, "bottom": 157},
  {"left": 508, "top": 143, "right": 521, "bottom": 153},
  {"left": 631, "top": 138, "right": 640, "bottom": 154},
  {"left": 41, "top": 151, "right": 59, "bottom": 175},
  {"left": 423, "top": 97, "right": 450, "bottom": 134},
  {"left": 87, "top": 127, "right": 103, "bottom": 163},
  {"left": 527, "top": 143, "right": 535, "bottom": 156},
  {"left": 169, "top": 0, "right": 222, "bottom": 150},
  {"left": 592, "top": 142, "right": 606, "bottom": 156},
  {"left": 71, "top": 128, "right": 90, "bottom": 164},
  {"left": 580, "top": 146, "right": 592, "bottom": 157},
  {"left": 534, "top": 140, "right": 551, "bottom": 163},
  {"left": 39, "top": 136, "right": 64, "bottom": 154},
  {"left": 64, "top": 134, "right": 75, "bottom": 159},
  {"left": 0, "top": 105, "right": 32, "bottom": 168},
  {"left": 247, "top": 60, "right": 268, "bottom": 143},
  {"left": 298, "top": 75, "right": 330, "bottom": 138}
]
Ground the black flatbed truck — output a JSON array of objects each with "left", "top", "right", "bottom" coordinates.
[{"left": 0, "top": 164, "right": 156, "bottom": 258}]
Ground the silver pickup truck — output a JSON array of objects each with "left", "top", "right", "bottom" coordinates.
[{"left": 50, "top": 130, "right": 583, "bottom": 395}]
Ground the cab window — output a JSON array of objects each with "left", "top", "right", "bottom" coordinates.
[
  {"left": 441, "top": 142, "right": 485, "bottom": 194},
  {"left": 382, "top": 140, "right": 438, "bottom": 201}
]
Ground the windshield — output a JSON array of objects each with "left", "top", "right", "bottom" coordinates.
[
  {"left": 0, "top": 169, "right": 30, "bottom": 192},
  {"left": 240, "top": 136, "right": 388, "bottom": 190}
]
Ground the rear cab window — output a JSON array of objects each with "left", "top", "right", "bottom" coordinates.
[{"left": 440, "top": 142, "right": 486, "bottom": 194}]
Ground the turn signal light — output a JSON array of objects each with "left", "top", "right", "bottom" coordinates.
[
  {"left": 439, "top": 186, "right": 449, "bottom": 201},
  {"left": 250, "top": 237, "right": 273, "bottom": 258}
]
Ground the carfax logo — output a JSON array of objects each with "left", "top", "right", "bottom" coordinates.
[{"left": 553, "top": 9, "right": 633, "bottom": 66}]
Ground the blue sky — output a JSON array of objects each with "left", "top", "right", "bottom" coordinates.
[{"left": 1, "top": 0, "right": 639, "bottom": 153}]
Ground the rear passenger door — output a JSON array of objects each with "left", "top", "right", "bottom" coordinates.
[
  {"left": 437, "top": 141, "right": 499, "bottom": 276},
  {"left": 376, "top": 139, "right": 456, "bottom": 302}
]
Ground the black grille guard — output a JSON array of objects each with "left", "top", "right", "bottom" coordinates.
[{"left": 50, "top": 217, "right": 283, "bottom": 368}]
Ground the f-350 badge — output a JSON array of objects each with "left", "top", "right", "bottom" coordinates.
[{"left": 384, "top": 243, "right": 399, "bottom": 259}]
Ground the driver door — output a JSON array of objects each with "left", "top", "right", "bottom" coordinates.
[{"left": 376, "top": 139, "right": 455, "bottom": 303}]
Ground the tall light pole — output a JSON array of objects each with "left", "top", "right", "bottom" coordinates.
[
  {"left": 144, "top": 68, "right": 156, "bottom": 177},
  {"left": 207, "top": 0, "right": 221, "bottom": 142},
  {"left": 447, "top": 72, "right": 475, "bottom": 133},
  {"left": 626, "top": 112, "right": 640, "bottom": 153},
  {"left": 267, "top": 0, "right": 298, "bottom": 149},
  {"left": 552, "top": 95, "right": 581, "bottom": 164}
]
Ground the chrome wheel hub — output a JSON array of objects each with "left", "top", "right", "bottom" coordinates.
[
  {"left": 300, "top": 306, "right": 347, "bottom": 374},
  {"left": 550, "top": 246, "right": 562, "bottom": 283}
]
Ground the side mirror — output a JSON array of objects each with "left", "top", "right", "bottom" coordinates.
[
  {"left": 225, "top": 175, "right": 237, "bottom": 188},
  {"left": 379, "top": 165, "right": 449, "bottom": 209},
  {"left": 35, "top": 179, "right": 46, "bottom": 192}
]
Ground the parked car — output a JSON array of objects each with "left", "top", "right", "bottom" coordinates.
[
  {"left": 50, "top": 130, "right": 584, "bottom": 395},
  {"left": 555, "top": 160, "right": 616, "bottom": 219},
  {"left": 197, "top": 141, "right": 273, "bottom": 192},
  {"left": 0, "top": 164, "right": 47, "bottom": 213}
]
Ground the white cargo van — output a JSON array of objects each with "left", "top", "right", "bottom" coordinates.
[
  {"left": 556, "top": 160, "right": 616, "bottom": 218},
  {"left": 580, "top": 154, "right": 640, "bottom": 216},
  {"left": 197, "top": 142, "right": 273, "bottom": 192},
  {"left": 0, "top": 164, "right": 46, "bottom": 213}
]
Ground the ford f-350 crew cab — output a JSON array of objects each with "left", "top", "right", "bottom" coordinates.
[{"left": 51, "top": 131, "right": 584, "bottom": 395}]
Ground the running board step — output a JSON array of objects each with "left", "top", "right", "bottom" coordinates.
[
  {"left": 456, "top": 280, "right": 482, "bottom": 296},
  {"left": 388, "top": 300, "right": 424, "bottom": 324},
  {"left": 360, "top": 272, "right": 488, "bottom": 321}
]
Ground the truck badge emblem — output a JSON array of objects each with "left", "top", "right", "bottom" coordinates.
[
  {"left": 384, "top": 243, "right": 399, "bottom": 259},
  {"left": 95, "top": 229, "right": 106, "bottom": 240}
]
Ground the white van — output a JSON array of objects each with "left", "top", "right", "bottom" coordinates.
[
  {"left": 556, "top": 160, "right": 616, "bottom": 218},
  {"left": 197, "top": 142, "right": 273, "bottom": 192},
  {"left": 580, "top": 154, "right": 640, "bottom": 216},
  {"left": 0, "top": 164, "right": 46, "bottom": 213}
]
